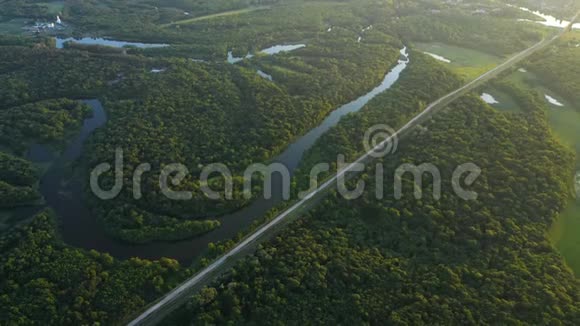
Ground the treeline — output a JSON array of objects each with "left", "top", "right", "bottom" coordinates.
[
  {"left": 0, "top": 34, "right": 44, "bottom": 47},
  {"left": 0, "top": 98, "right": 91, "bottom": 208},
  {"left": 0, "top": 47, "right": 151, "bottom": 107},
  {"left": 395, "top": 10, "right": 546, "bottom": 56},
  {"left": 166, "top": 57, "right": 580, "bottom": 324},
  {"left": 186, "top": 50, "right": 464, "bottom": 263},
  {"left": 0, "top": 0, "right": 58, "bottom": 19},
  {"left": 0, "top": 210, "right": 189, "bottom": 325},
  {"left": 63, "top": 0, "right": 284, "bottom": 39},
  {"left": 0, "top": 18, "right": 402, "bottom": 243},
  {"left": 0, "top": 152, "right": 37, "bottom": 186},
  {"left": 0, "top": 98, "right": 90, "bottom": 153},
  {"left": 131, "top": 0, "right": 398, "bottom": 57},
  {"left": 0, "top": 152, "right": 39, "bottom": 207},
  {"left": 0, "top": 180, "right": 39, "bottom": 208},
  {"left": 528, "top": 41, "right": 580, "bottom": 106},
  {"left": 102, "top": 206, "right": 220, "bottom": 244}
]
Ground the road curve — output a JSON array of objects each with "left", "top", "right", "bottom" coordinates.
[{"left": 127, "top": 13, "right": 579, "bottom": 326}]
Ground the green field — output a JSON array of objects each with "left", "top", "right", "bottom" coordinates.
[
  {"left": 547, "top": 98, "right": 580, "bottom": 277},
  {"left": 511, "top": 72, "right": 580, "bottom": 277},
  {"left": 505, "top": 70, "right": 579, "bottom": 158},
  {"left": 163, "top": 6, "right": 270, "bottom": 27},
  {"left": 482, "top": 68, "right": 580, "bottom": 276},
  {"left": 0, "top": 18, "right": 28, "bottom": 35},
  {"left": 551, "top": 202, "right": 580, "bottom": 277},
  {"left": 414, "top": 42, "right": 503, "bottom": 80},
  {"left": 38, "top": 1, "right": 65, "bottom": 15}
]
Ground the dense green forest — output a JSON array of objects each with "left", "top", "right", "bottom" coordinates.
[
  {"left": 77, "top": 0, "right": 553, "bottom": 243},
  {"left": 0, "top": 0, "right": 63, "bottom": 19},
  {"left": 64, "top": 0, "right": 284, "bottom": 34},
  {"left": 75, "top": 0, "right": 406, "bottom": 242},
  {"left": 166, "top": 55, "right": 580, "bottom": 325},
  {"left": 1, "top": 0, "right": 579, "bottom": 324},
  {"left": 0, "top": 0, "right": 281, "bottom": 22},
  {"left": 191, "top": 50, "right": 463, "bottom": 263},
  {"left": 0, "top": 0, "right": 410, "bottom": 243},
  {"left": 0, "top": 98, "right": 90, "bottom": 208},
  {"left": 0, "top": 152, "right": 40, "bottom": 208},
  {"left": 0, "top": 152, "right": 37, "bottom": 186},
  {"left": 0, "top": 210, "right": 188, "bottom": 324},
  {"left": 295, "top": 51, "right": 461, "bottom": 182},
  {"left": 0, "top": 47, "right": 147, "bottom": 106},
  {"left": 83, "top": 44, "right": 401, "bottom": 241},
  {"left": 0, "top": 98, "right": 90, "bottom": 152},
  {"left": 490, "top": 32, "right": 580, "bottom": 277},
  {"left": 102, "top": 206, "right": 221, "bottom": 244},
  {"left": 395, "top": 11, "right": 545, "bottom": 56}
]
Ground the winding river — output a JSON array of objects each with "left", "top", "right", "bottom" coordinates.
[
  {"left": 32, "top": 47, "right": 410, "bottom": 264},
  {"left": 227, "top": 43, "right": 307, "bottom": 64}
]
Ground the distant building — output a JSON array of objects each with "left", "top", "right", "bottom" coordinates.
[
  {"left": 24, "top": 16, "right": 65, "bottom": 33},
  {"left": 33, "top": 22, "right": 55, "bottom": 30}
]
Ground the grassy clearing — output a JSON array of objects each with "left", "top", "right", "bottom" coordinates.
[
  {"left": 550, "top": 202, "right": 580, "bottom": 277},
  {"left": 488, "top": 68, "right": 580, "bottom": 276},
  {"left": 0, "top": 1, "right": 63, "bottom": 34},
  {"left": 507, "top": 70, "right": 579, "bottom": 156},
  {"left": 547, "top": 103, "right": 580, "bottom": 156},
  {"left": 413, "top": 42, "right": 503, "bottom": 80},
  {"left": 511, "top": 70, "right": 580, "bottom": 276},
  {"left": 0, "top": 18, "right": 28, "bottom": 35},
  {"left": 163, "top": 6, "right": 270, "bottom": 27},
  {"left": 38, "top": 1, "right": 65, "bottom": 15},
  {"left": 484, "top": 69, "right": 575, "bottom": 114},
  {"left": 545, "top": 96, "right": 580, "bottom": 277}
]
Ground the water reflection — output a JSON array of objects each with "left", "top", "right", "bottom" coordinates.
[
  {"left": 227, "top": 44, "right": 306, "bottom": 63},
  {"left": 423, "top": 52, "right": 451, "bottom": 63},
  {"left": 257, "top": 70, "right": 273, "bottom": 81},
  {"left": 545, "top": 94, "right": 564, "bottom": 107},
  {"left": 55, "top": 37, "right": 169, "bottom": 49},
  {"left": 260, "top": 44, "right": 306, "bottom": 55},
  {"left": 26, "top": 144, "right": 54, "bottom": 162},
  {"left": 481, "top": 93, "right": 499, "bottom": 104}
]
